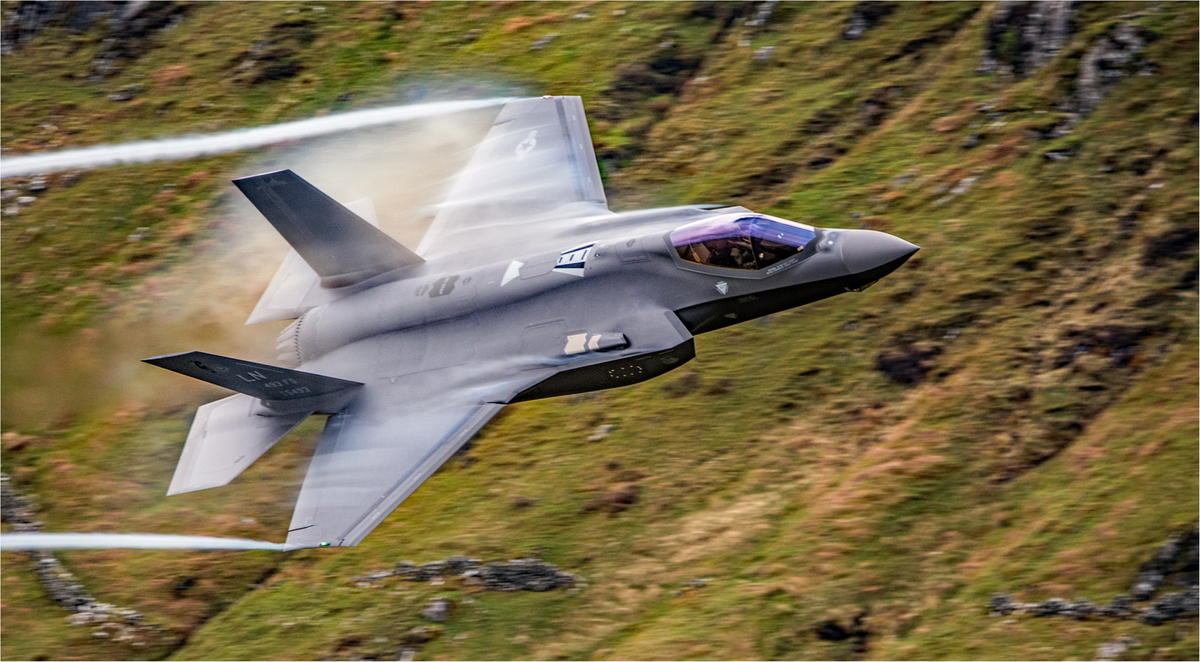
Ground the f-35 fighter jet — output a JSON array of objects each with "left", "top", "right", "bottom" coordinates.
[{"left": 145, "top": 96, "right": 918, "bottom": 550}]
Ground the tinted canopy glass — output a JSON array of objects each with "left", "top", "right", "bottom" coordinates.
[{"left": 670, "top": 215, "right": 815, "bottom": 271}]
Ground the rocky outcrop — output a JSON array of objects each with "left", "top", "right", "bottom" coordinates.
[
  {"left": 354, "top": 555, "right": 581, "bottom": 592},
  {"left": 1, "top": 472, "right": 41, "bottom": 532},
  {"left": 0, "top": 1, "right": 120, "bottom": 55},
  {"left": 745, "top": 1, "right": 780, "bottom": 33},
  {"left": 420, "top": 597, "right": 453, "bottom": 622},
  {"left": 464, "top": 558, "right": 580, "bottom": 592},
  {"left": 988, "top": 524, "right": 1200, "bottom": 625},
  {"left": 0, "top": 1, "right": 188, "bottom": 79},
  {"left": 1131, "top": 527, "right": 1199, "bottom": 601},
  {"left": 89, "top": 2, "right": 189, "bottom": 80},
  {"left": 844, "top": 2, "right": 895, "bottom": 41},
  {"left": 1, "top": 474, "right": 160, "bottom": 645},
  {"left": 979, "top": 1, "right": 1075, "bottom": 76},
  {"left": 1068, "top": 22, "right": 1154, "bottom": 116},
  {"left": 226, "top": 19, "right": 317, "bottom": 85}
]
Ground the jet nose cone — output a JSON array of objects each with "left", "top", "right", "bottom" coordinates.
[{"left": 838, "top": 229, "right": 919, "bottom": 275}]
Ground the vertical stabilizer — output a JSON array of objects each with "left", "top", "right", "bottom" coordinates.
[
  {"left": 245, "top": 198, "right": 378, "bottom": 325},
  {"left": 234, "top": 170, "right": 423, "bottom": 288}
]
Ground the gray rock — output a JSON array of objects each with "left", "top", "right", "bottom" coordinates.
[
  {"left": 420, "top": 597, "right": 452, "bottom": 622},
  {"left": 530, "top": 34, "right": 557, "bottom": 51},
  {"left": 987, "top": 526, "right": 1198, "bottom": 625},
  {"left": 360, "top": 555, "right": 579, "bottom": 592},
  {"left": 477, "top": 558, "right": 577, "bottom": 592},
  {"left": 844, "top": 2, "right": 895, "bottom": 41},
  {"left": 588, "top": 424, "right": 615, "bottom": 442},
  {"left": 950, "top": 177, "right": 977, "bottom": 195},
  {"left": 1033, "top": 597, "right": 1070, "bottom": 617},
  {"left": 2, "top": 1, "right": 120, "bottom": 55},
  {"left": 445, "top": 555, "right": 477, "bottom": 574},
  {"left": 107, "top": 84, "right": 143, "bottom": 102},
  {"left": 988, "top": 593, "right": 1021, "bottom": 616},
  {"left": 978, "top": 2, "right": 1074, "bottom": 76},
  {"left": 1, "top": 474, "right": 148, "bottom": 631},
  {"left": 1131, "top": 530, "right": 1188, "bottom": 600},
  {"left": 1071, "top": 22, "right": 1149, "bottom": 116},
  {"left": 28, "top": 177, "right": 47, "bottom": 192},
  {"left": 1070, "top": 598, "right": 1097, "bottom": 620},
  {"left": 1095, "top": 639, "right": 1133, "bottom": 661},
  {"left": 745, "top": 1, "right": 778, "bottom": 31},
  {"left": 1140, "top": 586, "right": 1199, "bottom": 625},
  {"left": 1098, "top": 594, "right": 1134, "bottom": 618}
]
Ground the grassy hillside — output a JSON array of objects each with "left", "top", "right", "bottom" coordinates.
[{"left": 2, "top": 2, "right": 1196, "bottom": 660}]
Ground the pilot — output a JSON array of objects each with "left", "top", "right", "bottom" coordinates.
[{"left": 706, "top": 236, "right": 755, "bottom": 270}]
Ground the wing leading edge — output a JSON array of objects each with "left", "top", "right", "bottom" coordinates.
[{"left": 417, "top": 96, "right": 609, "bottom": 257}]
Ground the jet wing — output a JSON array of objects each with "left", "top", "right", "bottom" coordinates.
[
  {"left": 282, "top": 306, "right": 692, "bottom": 550},
  {"left": 416, "top": 96, "right": 609, "bottom": 258},
  {"left": 283, "top": 365, "right": 540, "bottom": 550}
]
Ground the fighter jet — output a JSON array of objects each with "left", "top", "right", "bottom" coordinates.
[{"left": 145, "top": 96, "right": 918, "bottom": 550}]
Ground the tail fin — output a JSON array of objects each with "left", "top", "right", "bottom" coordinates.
[
  {"left": 245, "top": 198, "right": 379, "bottom": 325},
  {"left": 233, "top": 170, "right": 423, "bottom": 288},
  {"left": 143, "top": 351, "right": 362, "bottom": 414}
]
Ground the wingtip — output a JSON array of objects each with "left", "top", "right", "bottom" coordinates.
[
  {"left": 231, "top": 168, "right": 293, "bottom": 185},
  {"left": 142, "top": 350, "right": 193, "bottom": 365}
]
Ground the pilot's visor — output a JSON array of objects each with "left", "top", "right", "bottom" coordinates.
[{"left": 670, "top": 215, "right": 815, "bottom": 271}]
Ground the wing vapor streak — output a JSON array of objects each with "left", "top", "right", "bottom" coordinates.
[
  {"left": 1, "top": 98, "right": 512, "bottom": 178},
  {"left": 0, "top": 532, "right": 286, "bottom": 551}
]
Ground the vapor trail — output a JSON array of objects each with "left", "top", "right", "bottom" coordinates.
[
  {"left": 0, "top": 97, "right": 513, "bottom": 178},
  {"left": 0, "top": 532, "right": 286, "bottom": 551}
]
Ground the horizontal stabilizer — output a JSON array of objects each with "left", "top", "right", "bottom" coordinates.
[
  {"left": 168, "top": 394, "right": 308, "bottom": 495},
  {"left": 143, "top": 351, "right": 362, "bottom": 412},
  {"left": 234, "top": 170, "right": 423, "bottom": 288}
]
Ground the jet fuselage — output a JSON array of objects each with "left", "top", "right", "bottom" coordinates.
[{"left": 293, "top": 207, "right": 917, "bottom": 402}]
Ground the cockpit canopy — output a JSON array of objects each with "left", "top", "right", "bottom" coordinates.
[{"left": 670, "top": 214, "right": 816, "bottom": 271}]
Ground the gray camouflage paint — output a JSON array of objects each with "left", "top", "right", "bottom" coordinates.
[{"left": 146, "top": 96, "right": 918, "bottom": 550}]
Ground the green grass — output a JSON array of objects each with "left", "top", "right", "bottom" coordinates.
[{"left": 2, "top": 1, "right": 1197, "bottom": 660}]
